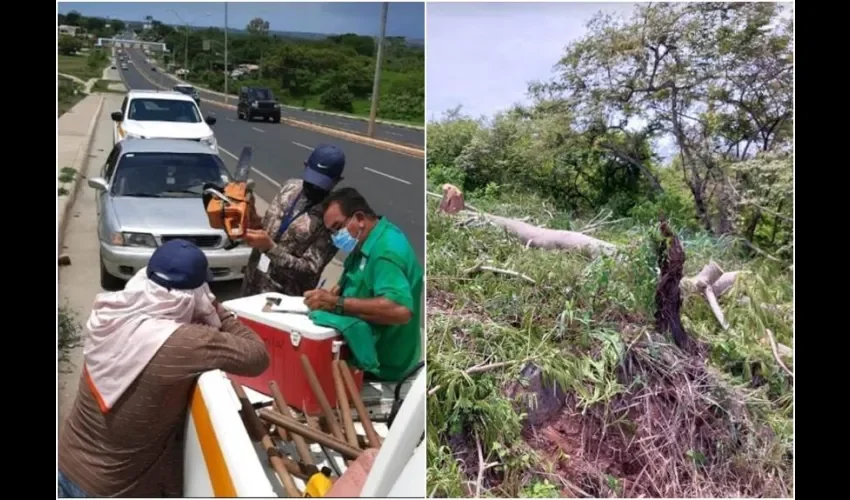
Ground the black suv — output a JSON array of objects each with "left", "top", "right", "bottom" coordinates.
[{"left": 237, "top": 87, "right": 280, "bottom": 122}]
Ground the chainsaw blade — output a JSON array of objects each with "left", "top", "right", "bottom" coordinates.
[{"left": 232, "top": 146, "right": 253, "bottom": 182}]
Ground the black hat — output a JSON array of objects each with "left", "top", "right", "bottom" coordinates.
[{"left": 303, "top": 144, "right": 345, "bottom": 191}]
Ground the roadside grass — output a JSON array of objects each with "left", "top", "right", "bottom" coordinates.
[
  {"left": 58, "top": 77, "right": 85, "bottom": 117},
  {"left": 57, "top": 166, "right": 77, "bottom": 196},
  {"left": 425, "top": 190, "right": 793, "bottom": 497},
  {"left": 58, "top": 52, "right": 108, "bottom": 80}
]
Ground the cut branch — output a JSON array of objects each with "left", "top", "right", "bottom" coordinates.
[{"left": 464, "top": 262, "right": 537, "bottom": 284}]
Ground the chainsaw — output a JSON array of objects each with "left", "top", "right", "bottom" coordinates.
[{"left": 202, "top": 146, "right": 256, "bottom": 250}]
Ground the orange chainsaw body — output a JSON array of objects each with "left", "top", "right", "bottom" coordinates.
[{"left": 205, "top": 181, "right": 254, "bottom": 240}]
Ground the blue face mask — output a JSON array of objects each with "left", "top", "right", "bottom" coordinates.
[{"left": 331, "top": 226, "right": 360, "bottom": 253}]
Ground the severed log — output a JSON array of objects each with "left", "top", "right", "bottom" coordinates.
[
  {"left": 439, "top": 183, "right": 465, "bottom": 214},
  {"left": 435, "top": 184, "right": 616, "bottom": 257},
  {"left": 485, "top": 214, "right": 616, "bottom": 257}
]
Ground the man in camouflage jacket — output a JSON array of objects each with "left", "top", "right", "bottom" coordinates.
[{"left": 240, "top": 144, "right": 345, "bottom": 297}]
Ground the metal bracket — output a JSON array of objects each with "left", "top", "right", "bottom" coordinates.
[
  {"left": 290, "top": 331, "right": 302, "bottom": 347},
  {"left": 332, "top": 340, "right": 344, "bottom": 359}
]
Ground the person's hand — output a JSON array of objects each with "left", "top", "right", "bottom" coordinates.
[
  {"left": 244, "top": 229, "right": 274, "bottom": 251},
  {"left": 304, "top": 288, "right": 338, "bottom": 312},
  {"left": 212, "top": 300, "right": 230, "bottom": 320},
  {"left": 330, "top": 284, "right": 341, "bottom": 296}
]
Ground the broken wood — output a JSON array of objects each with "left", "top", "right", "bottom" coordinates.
[
  {"left": 764, "top": 328, "right": 794, "bottom": 378},
  {"left": 485, "top": 214, "right": 616, "bottom": 257},
  {"left": 439, "top": 183, "right": 465, "bottom": 214},
  {"left": 681, "top": 261, "right": 748, "bottom": 330},
  {"left": 655, "top": 219, "right": 692, "bottom": 351},
  {"left": 428, "top": 358, "right": 533, "bottom": 397},
  {"left": 463, "top": 262, "right": 536, "bottom": 284},
  {"left": 433, "top": 185, "right": 616, "bottom": 256}
]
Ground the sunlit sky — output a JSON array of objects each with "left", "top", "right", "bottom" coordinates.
[{"left": 58, "top": 2, "right": 425, "bottom": 38}]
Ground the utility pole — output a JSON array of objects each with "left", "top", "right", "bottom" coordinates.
[
  {"left": 224, "top": 2, "right": 229, "bottom": 105},
  {"left": 183, "top": 24, "right": 189, "bottom": 70},
  {"left": 367, "top": 2, "right": 388, "bottom": 138}
]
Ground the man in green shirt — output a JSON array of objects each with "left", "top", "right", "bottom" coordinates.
[{"left": 303, "top": 187, "right": 422, "bottom": 382}]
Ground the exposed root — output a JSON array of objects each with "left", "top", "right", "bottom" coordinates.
[{"left": 527, "top": 338, "right": 792, "bottom": 498}]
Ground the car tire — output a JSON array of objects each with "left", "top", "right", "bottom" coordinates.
[
  {"left": 273, "top": 114, "right": 281, "bottom": 123},
  {"left": 100, "top": 255, "right": 126, "bottom": 291},
  {"left": 246, "top": 112, "right": 252, "bottom": 121}
]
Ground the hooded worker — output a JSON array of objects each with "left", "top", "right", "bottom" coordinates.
[
  {"left": 58, "top": 239, "right": 269, "bottom": 497},
  {"left": 241, "top": 143, "right": 346, "bottom": 297}
]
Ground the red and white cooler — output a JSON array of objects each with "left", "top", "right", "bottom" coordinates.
[{"left": 223, "top": 292, "right": 364, "bottom": 415}]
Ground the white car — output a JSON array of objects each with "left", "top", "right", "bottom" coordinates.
[{"left": 111, "top": 90, "right": 218, "bottom": 152}]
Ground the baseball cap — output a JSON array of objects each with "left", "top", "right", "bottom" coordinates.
[
  {"left": 303, "top": 144, "right": 345, "bottom": 191},
  {"left": 147, "top": 239, "right": 213, "bottom": 290}
]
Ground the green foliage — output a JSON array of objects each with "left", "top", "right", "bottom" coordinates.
[
  {"left": 133, "top": 15, "right": 424, "bottom": 123},
  {"left": 426, "top": 192, "right": 793, "bottom": 497},
  {"left": 319, "top": 85, "right": 355, "bottom": 113},
  {"left": 58, "top": 35, "right": 83, "bottom": 56},
  {"left": 427, "top": 109, "right": 658, "bottom": 216}
]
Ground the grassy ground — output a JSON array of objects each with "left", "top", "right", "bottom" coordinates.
[
  {"left": 425, "top": 191, "right": 793, "bottom": 498},
  {"left": 58, "top": 77, "right": 85, "bottom": 117},
  {"left": 58, "top": 54, "right": 105, "bottom": 80}
]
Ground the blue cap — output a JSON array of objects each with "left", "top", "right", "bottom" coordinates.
[
  {"left": 303, "top": 144, "right": 345, "bottom": 191},
  {"left": 147, "top": 239, "right": 213, "bottom": 290}
]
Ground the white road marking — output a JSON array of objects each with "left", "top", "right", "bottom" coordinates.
[
  {"left": 292, "top": 141, "right": 312, "bottom": 150},
  {"left": 226, "top": 118, "right": 234, "bottom": 122},
  {"left": 364, "top": 167, "right": 412, "bottom": 185},
  {"left": 219, "top": 146, "right": 282, "bottom": 188},
  {"left": 251, "top": 127, "right": 265, "bottom": 133}
]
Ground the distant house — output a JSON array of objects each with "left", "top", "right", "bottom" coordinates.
[
  {"left": 143, "top": 23, "right": 153, "bottom": 31},
  {"left": 58, "top": 25, "right": 81, "bottom": 37}
]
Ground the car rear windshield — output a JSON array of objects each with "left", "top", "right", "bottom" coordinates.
[
  {"left": 249, "top": 89, "right": 274, "bottom": 100},
  {"left": 111, "top": 152, "right": 231, "bottom": 197},
  {"left": 174, "top": 86, "right": 196, "bottom": 95},
  {"left": 127, "top": 98, "right": 202, "bottom": 123}
]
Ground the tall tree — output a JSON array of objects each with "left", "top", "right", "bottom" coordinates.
[
  {"left": 531, "top": 3, "right": 793, "bottom": 237},
  {"left": 246, "top": 17, "right": 270, "bottom": 36}
]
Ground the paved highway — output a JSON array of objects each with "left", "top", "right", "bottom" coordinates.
[
  {"left": 116, "top": 49, "right": 425, "bottom": 263},
  {"left": 124, "top": 49, "right": 424, "bottom": 148}
]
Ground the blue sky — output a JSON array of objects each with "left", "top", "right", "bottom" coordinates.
[
  {"left": 427, "top": 2, "right": 637, "bottom": 119},
  {"left": 58, "top": 2, "right": 425, "bottom": 38}
]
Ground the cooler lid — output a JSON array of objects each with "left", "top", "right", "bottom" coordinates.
[{"left": 222, "top": 293, "right": 339, "bottom": 340}]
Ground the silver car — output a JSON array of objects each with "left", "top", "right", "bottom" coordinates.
[{"left": 88, "top": 139, "right": 253, "bottom": 290}]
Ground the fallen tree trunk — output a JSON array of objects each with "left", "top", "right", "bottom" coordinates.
[
  {"left": 435, "top": 183, "right": 616, "bottom": 257},
  {"left": 484, "top": 214, "right": 617, "bottom": 257}
]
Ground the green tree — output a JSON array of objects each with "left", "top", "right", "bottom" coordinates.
[
  {"left": 246, "top": 17, "right": 270, "bottom": 36},
  {"left": 531, "top": 2, "right": 793, "bottom": 237},
  {"left": 58, "top": 35, "right": 83, "bottom": 56},
  {"left": 320, "top": 85, "right": 355, "bottom": 112}
]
